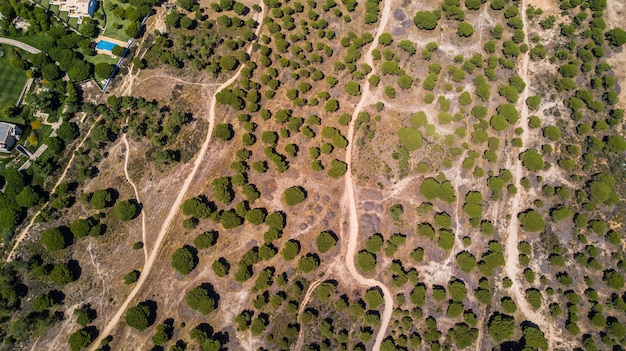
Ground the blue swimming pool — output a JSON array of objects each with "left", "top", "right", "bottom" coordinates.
[{"left": 96, "top": 40, "right": 118, "bottom": 51}]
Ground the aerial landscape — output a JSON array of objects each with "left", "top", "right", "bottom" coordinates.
[{"left": 0, "top": 0, "right": 626, "bottom": 349}]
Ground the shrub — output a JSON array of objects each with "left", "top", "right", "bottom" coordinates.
[
  {"left": 68, "top": 329, "right": 94, "bottom": 351},
  {"left": 124, "top": 270, "right": 140, "bottom": 284},
  {"left": 519, "top": 149, "right": 543, "bottom": 171},
  {"left": 245, "top": 208, "right": 267, "bottom": 225},
  {"left": 487, "top": 313, "right": 515, "bottom": 342},
  {"left": 525, "top": 288, "right": 542, "bottom": 309},
  {"left": 456, "top": 251, "right": 477, "bottom": 273},
  {"left": 219, "top": 210, "right": 243, "bottom": 229},
  {"left": 298, "top": 253, "right": 320, "bottom": 273},
  {"left": 457, "top": 22, "right": 474, "bottom": 37},
  {"left": 328, "top": 159, "right": 348, "bottom": 178},
  {"left": 398, "top": 128, "right": 423, "bottom": 151}
]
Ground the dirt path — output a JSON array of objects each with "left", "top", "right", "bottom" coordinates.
[
  {"left": 293, "top": 278, "right": 323, "bottom": 351},
  {"left": 342, "top": 0, "right": 393, "bottom": 350},
  {"left": 121, "top": 132, "right": 148, "bottom": 262},
  {"left": 86, "top": 4, "right": 265, "bottom": 349},
  {"left": 6, "top": 116, "right": 103, "bottom": 262},
  {"left": 503, "top": 0, "right": 553, "bottom": 347}
]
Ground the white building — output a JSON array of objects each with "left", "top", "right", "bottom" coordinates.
[{"left": 49, "top": 0, "right": 97, "bottom": 22}]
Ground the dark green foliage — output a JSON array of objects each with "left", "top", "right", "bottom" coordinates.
[
  {"left": 328, "top": 159, "right": 348, "bottom": 178},
  {"left": 456, "top": 251, "right": 477, "bottom": 273},
  {"left": 398, "top": 128, "right": 423, "bottom": 151},
  {"left": 181, "top": 196, "right": 213, "bottom": 218},
  {"left": 40, "top": 227, "right": 68, "bottom": 251},
  {"left": 186, "top": 284, "right": 218, "bottom": 315},
  {"left": 281, "top": 240, "right": 301, "bottom": 261},
  {"left": 606, "top": 28, "right": 626, "bottom": 47},
  {"left": 356, "top": 251, "right": 377, "bottom": 273},
  {"left": 220, "top": 210, "right": 244, "bottom": 229},
  {"left": 316, "top": 231, "right": 338, "bottom": 253},
  {"left": 68, "top": 329, "right": 94, "bottom": 351},
  {"left": 298, "top": 253, "right": 320, "bottom": 273},
  {"left": 114, "top": 200, "right": 138, "bottom": 221},
  {"left": 212, "top": 177, "right": 234, "bottom": 204},
  {"left": 171, "top": 246, "right": 198, "bottom": 275},
  {"left": 457, "top": 22, "right": 474, "bottom": 37},
  {"left": 519, "top": 149, "right": 543, "bottom": 171},
  {"left": 124, "top": 270, "right": 140, "bottom": 284},
  {"left": 50, "top": 262, "right": 76, "bottom": 286},
  {"left": 413, "top": 10, "right": 438, "bottom": 30},
  {"left": 603, "top": 269, "right": 625, "bottom": 289},
  {"left": 518, "top": 210, "right": 545, "bottom": 232},
  {"left": 125, "top": 303, "right": 153, "bottom": 331},
  {"left": 194, "top": 231, "right": 218, "bottom": 249},
  {"left": 525, "top": 288, "right": 542, "bottom": 309},
  {"left": 284, "top": 186, "right": 307, "bottom": 206},
  {"left": 487, "top": 313, "right": 515, "bottom": 342},
  {"left": 90, "top": 189, "right": 112, "bottom": 209},
  {"left": 213, "top": 123, "right": 234, "bottom": 140}
]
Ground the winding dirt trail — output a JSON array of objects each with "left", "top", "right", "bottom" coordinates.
[
  {"left": 86, "top": 4, "right": 265, "bottom": 349},
  {"left": 6, "top": 116, "right": 103, "bottom": 262},
  {"left": 293, "top": 278, "right": 323, "bottom": 351},
  {"left": 343, "top": 0, "right": 393, "bottom": 350},
  {"left": 121, "top": 133, "right": 148, "bottom": 262},
  {"left": 503, "top": 0, "right": 553, "bottom": 347}
]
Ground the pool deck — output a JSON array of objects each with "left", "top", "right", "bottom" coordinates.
[
  {"left": 94, "top": 35, "right": 128, "bottom": 48},
  {"left": 94, "top": 35, "right": 128, "bottom": 57}
]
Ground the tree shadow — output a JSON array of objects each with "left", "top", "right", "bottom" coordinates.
[{"left": 67, "top": 260, "right": 81, "bottom": 281}]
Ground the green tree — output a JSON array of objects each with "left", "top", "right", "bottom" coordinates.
[
  {"left": 16, "top": 186, "right": 41, "bottom": 208},
  {"left": 125, "top": 303, "right": 153, "bottom": 331},
  {"left": 185, "top": 284, "right": 218, "bottom": 315},
  {"left": 519, "top": 149, "right": 543, "bottom": 171},
  {"left": 457, "top": 22, "right": 474, "bottom": 37},
  {"left": 606, "top": 28, "right": 626, "bottom": 47},
  {"left": 487, "top": 313, "right": 515, "bottom": 342},
  {"left": 298, "top": 253, "right": 320, "bottom": 273},
  {"left": 316, "top": 231, "right": 338, "bottom": 253},
  {"left": 356, "top": 251, "right": 377, "bottom": 273},
  {"left": 284, "top": 186, "right": 306, "bottom": 206},
  {"left": 90, "top": 189, "right": 112, "bottom": 209},
  {"left": 413, "top": 10, "right": 438, "bottom": 30},
  {"left": 194, "top": 231, "right": 217, "bottom": 249},
  {"left": 114, "top": 200, "right": 138, "bottom": 221},
  {"left": 212, "top": 177, "right": 234, "bottom": 204},
  {"left": 68, "top": 329, "right": 93, "bottom": 351},
  {"left": 94, "top": 62, "right": 114, "bottom": 78},
  {"left": 213, "top": 123, "right": 234, "bottom": 141},
  {"left": 345, "top": 81, "right": 361, "bottom": 96},
  {"left": 281, "top": 240, "right": 300, "bottom": 260},
  {"left": 603, "top": 269, "right": 625, "bottom": 289},
  {"left": 171, "top": 246, "right": 198, "bottom": 275},
  {"left": 456, "top": 251, "right": 477, "bottom": 273},
  {"left": 50, "top": 262, "right": 76, "bottom": 286},
  {"left": 519, "top": 210, "right": 545, "bottom": 232},
  {"left": 41, "top": 227, "right": 68, "bottom": 251}
]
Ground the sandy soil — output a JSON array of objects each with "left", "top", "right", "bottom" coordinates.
[
  {"left": 343, "top": 0, "right": 394, "bottom": 349},
  {"left": 87, "top": 2, "right": 266, "bottom": 349}
]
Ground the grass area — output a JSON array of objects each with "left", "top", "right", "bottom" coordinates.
[
  {"left": 6, "top": 34, "right": 48, "bottom": 50},
  {"left": 68, "top": 17, "right": 79, "bottom": 28},
  {"left": 101, "top": 0, "right": 133, "bottom": 41},
  {"left": 84, "top": 53, "right": 118, "bottom": 66},
  {"left": 50, "top": 4, "right": 60, "bottom": 15},
  {"left": 0, "top": 45, "right": 28, "bottom": 109}
]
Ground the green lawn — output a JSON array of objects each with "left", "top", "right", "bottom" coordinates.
[
  {"left": 101, "top": 0, "right": 133, "bottom": 41},
  {"left": 68, "top": 17, "right": 79, "bottom": 28},
  {"left": 0, "top": 45, "right": 28, "bottom": 109},
  {"left": 84, "top": 53, "right": 118, "bottom": 66}
]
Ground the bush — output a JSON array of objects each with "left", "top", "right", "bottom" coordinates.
[
  {"left": 220, "top": 210, "right": 243, "bottom": 229},
  {"left": 91, "top": 189, "right": 112, "bottom": 209},
  {"left": 604, "top": 269, "right": 625, "bottom": 289},
  {"left": 181, "top": 196, "right": 213, "bottom": 218},
  {"left": 525, "top": 288, "right": 542, "bottom": 309},
  {"left": 124, "top": 270, "right": 140, "bottom": 284},
  {"left": 115, "top": 200, "right": 138, "bottom": 221},
  {"left": 212, "top": 177, "right": 234, "bottom": 204},
  {"left": 185, "top": 284, "right": 218, "bottom": 315},
  {"left": 171, "top": 246, "right": 198, "bottom": 275},
  {"left": 316, "top": 231, "right": 338, "bottom": 253},
  {"left": 70, "top": 218, "right": 92, "bottom": 238},
  {"left": 284, "top": 186, "right": 307, "bottom": 206}
]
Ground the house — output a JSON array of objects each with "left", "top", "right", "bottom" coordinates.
[
  {"left": 0, "top": 122, "right": 22, "bottom": 153},
  {"left": 49, "top": 0, "right": 97, "bottom": 23}
]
